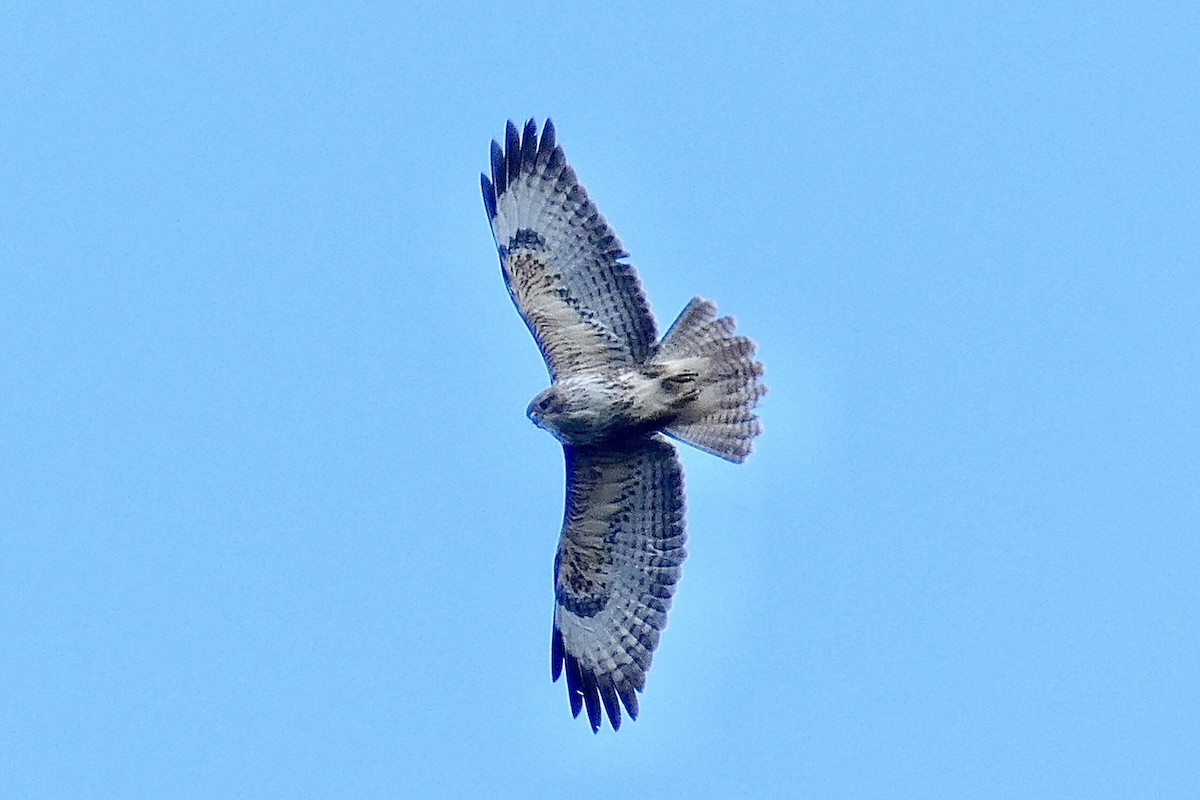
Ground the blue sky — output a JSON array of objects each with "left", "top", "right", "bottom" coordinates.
[{"left": 3, "top": 2, "right": 1198, "bottom": 797}]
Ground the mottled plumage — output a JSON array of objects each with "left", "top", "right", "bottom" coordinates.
[{"left": 482, "top": 119, "right": 765, "bottom": 731}]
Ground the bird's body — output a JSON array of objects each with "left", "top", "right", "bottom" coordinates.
[
  {"left": 529, "top": 359, "right": 705, "bottom": 447},
  {"left": 482, "top": 119, "right": 765, "bottom": 731}
]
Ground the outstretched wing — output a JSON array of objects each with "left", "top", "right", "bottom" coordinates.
[
  {"left": 551, "top": 437, "right": 687, "bottom": 731},
  {"left": 482, "top": 119, "right": 657, "bottom": 380}
]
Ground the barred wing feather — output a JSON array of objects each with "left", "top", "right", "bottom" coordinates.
[
  {"left": 481, "top": 119, "right": 657, "bottom": 379},
  {"left": 551, "top": 437, "right": 686, "bottom": 731}
]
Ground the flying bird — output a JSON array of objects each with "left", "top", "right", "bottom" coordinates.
[{"left": 481, "top": 119, "right": 765, "bottom": 732}]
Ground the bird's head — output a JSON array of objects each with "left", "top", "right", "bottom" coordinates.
[{"left": 527, "top": 386, "right": 568, "bottom": 435}]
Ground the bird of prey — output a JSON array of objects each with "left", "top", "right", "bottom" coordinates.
[{"left": 481, "top": 119, "right": 765, "bottom": 732}]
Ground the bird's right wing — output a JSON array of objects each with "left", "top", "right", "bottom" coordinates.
[
  {"left": 551, "top": 437, "right": 687, "bottom": 731},
  {"left": 481, "top": 119, "right": 658, "bottom": 380}
]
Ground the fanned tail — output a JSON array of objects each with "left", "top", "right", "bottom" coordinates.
[{"left": 653, "top": 298, "right": 765, "bottom": 463}]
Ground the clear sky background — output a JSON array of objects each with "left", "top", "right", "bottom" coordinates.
[{"left": 3, "top": 2, "right": 1198, "bottom": 797}]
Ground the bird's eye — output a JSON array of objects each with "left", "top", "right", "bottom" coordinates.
[{"left": 539, "top": 396, "right": 554, "bottom": 411}]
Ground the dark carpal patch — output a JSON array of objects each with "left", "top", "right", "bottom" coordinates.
[{"left": 508, "top": 228, "right": 546, "bottom": 252}]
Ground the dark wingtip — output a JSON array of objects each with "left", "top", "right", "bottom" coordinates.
[
  {"left": 492, "top": 119, "right": 553, "bottom": 201},
  {"left": 505, "top": 120, "right": 521, "bottom": 186},
  {"left": 537, "top": 118, "right": 557, "bottom": 167},
  {"left": 580, "top": 669, "right": 602, "bottom": 733},
  {"left": 564, "top": 652, "right": 584, "bottom": 719},
  {"left": 481, "top": 173, "right": 496, "bottom": 221},
  {"left": 554, "top": 626, "right": 629, "bottom": 732},
  {"left": 598, "top": 676, "right": 622, "bottom": 731},
  {"left": 489, "top": 139, "right": 505, "bottom": 196},
  {"left": 551, "top": 626, "right": 565, "bottom": 681},
  {"left": 626, "top": 694, "right": 639, "bottom": 721},
  {"left": 521, "top": 118, "right": 538, "bottom": 166}
]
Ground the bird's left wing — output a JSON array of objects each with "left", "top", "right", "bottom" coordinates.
[
  {"left": 551, "top": 437, "right": 687, "bottom": 731},
  {"left": 482, "top": 119, "right": 657, "bottom": 380}
]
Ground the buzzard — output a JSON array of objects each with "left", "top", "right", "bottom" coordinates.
[{"left": 481, "top": 119, "right": 765, "bottom": 732}]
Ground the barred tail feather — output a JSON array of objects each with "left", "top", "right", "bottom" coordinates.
[{"left": 654, "top": 298, "right": 766, "bottom": 463}]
